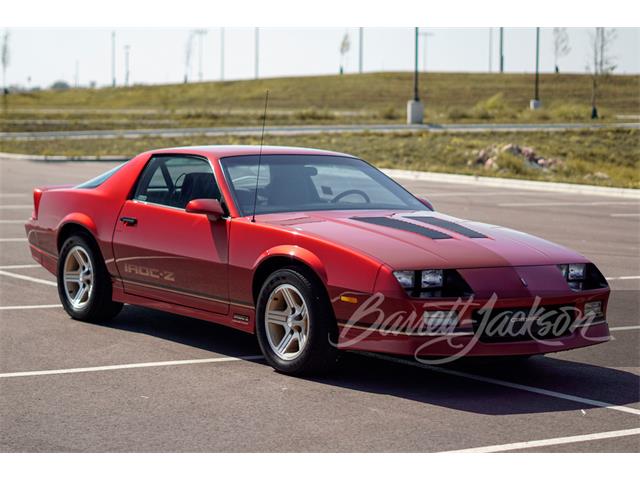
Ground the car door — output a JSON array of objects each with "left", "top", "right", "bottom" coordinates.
[{"left": 112, "top": 154, "right": 229, "bottom": 315}]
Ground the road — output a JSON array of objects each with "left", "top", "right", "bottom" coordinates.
[
  {"left": 0, "top": 157, "right": 638, "bottom": 452},
  {"left": 1, "top": 122, "right": 639, "bottom": 141}
]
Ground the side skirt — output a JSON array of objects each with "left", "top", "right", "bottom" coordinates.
[{"left": 112, "top": 282, "right": 256, "bottom": 334}]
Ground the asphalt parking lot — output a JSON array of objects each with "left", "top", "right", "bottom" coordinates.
[{"left": 0, "top": 157, "right": 639, "bottom": 452}]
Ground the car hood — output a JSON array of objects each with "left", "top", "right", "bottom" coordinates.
[{"left": 260, "top": 210, "right": 588, "bottom": 270}]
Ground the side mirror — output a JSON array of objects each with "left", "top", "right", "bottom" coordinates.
[
  {"left": 419, "top": 197, "right": 435, "bottom": 211},
  {"left": 185, "top": 198, "right": 225, "bottom": 220}
]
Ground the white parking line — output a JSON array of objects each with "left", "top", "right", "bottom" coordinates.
[
  {"left": 1, "top": 267, "right": 637, "bottom": 417},
  {"left": 358, "top": 352, "right": 640, "bottom": 416},
  {"left": 442, "top": 427, "right": 640, "bottom": 453},
  {"left": 499, "top": 201, "right": 638, "bottom": 208},
  {"left": 0, "top": 220, "right": 27, "bottom": 224},
  {"left": 606, "top": 275, "right": 640, "bottom": 281},
  {"left": 0, "top": 238, "right": 27, "bottom": 242},
  {"left": 0, "top": 333, "right": 637, "bottom": 423},
  {"left": 0, "top": 355, "right": 264, "bottom": 378},
  {"left": 0, "top": 304, "right": 61, "bottom": 310},
  {"left": 0, "top": 270, "right": 57, "bottom": 286},
  {"left": 0, "top": 193, "right": 28, "bottom": 198},
  {"left": 611, "top": 213, "right": 640, "bottom": 218},
  {"left": 0, "top": 264, "right": 39, "bottom": 269},
  {"left": 609, "top": 325, "right": 640, "bottom": 332},
  {"left": 0, "top": 205, "right": 32, "bottom": 209}
]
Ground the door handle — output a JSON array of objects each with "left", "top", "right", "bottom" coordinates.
[{"left": 120, "top": 216, "right": 137, "bottom": 226}]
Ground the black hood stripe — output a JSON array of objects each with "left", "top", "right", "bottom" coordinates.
[
  {"left": 352, "top": 217, "right": 452, "bottom": 240},
  {"left": 405, "top": 216, "right": 487, "bottom": 238}
]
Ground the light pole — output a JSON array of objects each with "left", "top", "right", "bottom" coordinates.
[
  {"left": 220, "top": 27, "right": 225, "bottom": 81},
  {"left": 254, "top": 27, "right": 259, "bottom": 79},
  {"left": 499, "top": 27, "right": 504, "bottom": 73},
  {"left": 124, "top": 45, "right": 130, "bottom": 86},
  {"left": 1, "top": 30, "right": 8, "bottom": 114},
  {"left": 407, "top": 27, "right": 423, "bottom": 124},
  {"left": 488, "top": 28, "right": 493, "bottom": 72},
  {"left": 193, "top": 29, "right": 207, "bottom": 82},
  {"left": 111, "top": 31, "right": 116, "bottom": 87},
  {"left": 358, "top": 27, "right": 363, "bottom": 73},
  {"left": 530, "top": 27, "right": 541, "bottom": 109}
]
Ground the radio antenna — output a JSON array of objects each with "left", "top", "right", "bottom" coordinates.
[{"left": 251, "top": 89, "right": 269, "bottom": 223}]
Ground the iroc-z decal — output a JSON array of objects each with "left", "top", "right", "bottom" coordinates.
[{"left": 123, "top": 263, "right": 176, "bottom": 282}]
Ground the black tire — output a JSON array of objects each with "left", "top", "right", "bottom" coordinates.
[
  {"left": 57, "top": 234, "right": 123, "bottom": 322},
  {"left": 256, "top": 267, "right": 339, "bottom": 376}
]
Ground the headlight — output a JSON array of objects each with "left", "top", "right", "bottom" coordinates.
[
  {"left": 558, "top": 263, "right": 586, "bottom": 280},
  {"left": 393, "top": 269, "right": 473, "bottom": 298},
  {"left": 421, "top": 269, "right": 444, "bottom": 288},
  {"left": 557, "top": 263, "right": 608, "bottom": 291},
  {"left": 393, "top": 270, "right": 415, "bottom": 289},
  {"left": 568, "top": 264, "right": 586, "bottom": 280}
]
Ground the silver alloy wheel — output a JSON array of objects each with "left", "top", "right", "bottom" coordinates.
[
  {"left": 265, "top": 284, "right": 310, "bottom": 360},
  {"left": 63, "top": 245, "right": 94, "bottom": 310}
]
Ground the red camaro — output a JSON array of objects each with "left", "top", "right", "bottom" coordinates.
[{"left": 25, "top": 146, "right": 610, "bottom": 374}]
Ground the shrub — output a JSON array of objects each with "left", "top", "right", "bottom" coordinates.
[
  {"left": 294, "top": 108, "right": 336, "bottom": 121},
  {"left": 470, "top": 93, "right": 516, "bottom": 120},
  {"left": 378, "top": 106, "right": 400, "bottom": 120},
  {"left": 446, "top": 107, "right": 470, "bottom": 121}
]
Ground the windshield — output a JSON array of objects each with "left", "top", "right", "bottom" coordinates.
[{"left": 220, "top": 154, "right": 427, "bottom": 216}]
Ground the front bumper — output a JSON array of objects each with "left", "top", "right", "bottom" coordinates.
[
  {"left": 333, "top": 287, "right": 611, "bottom": 358},
  {"left": 337, "top": 320, "right": 610, "bottom": 357}
]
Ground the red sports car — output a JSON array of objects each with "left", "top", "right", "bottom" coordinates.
[{"left": 25, "top": 146, "right": 610, "bottom": 374}]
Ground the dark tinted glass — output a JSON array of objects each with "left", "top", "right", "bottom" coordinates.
[
  {"left": 75, "top": 163, "right": 126, "bottom": 189},
  {"left": 133, "top": 155, "right": 220, "bottom": 209}
]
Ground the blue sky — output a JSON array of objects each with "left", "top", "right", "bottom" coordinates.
[{"left": 5, "top": 27, "right": 639, "bottom": 88}]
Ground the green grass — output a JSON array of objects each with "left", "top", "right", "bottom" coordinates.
[
  {"left": 2, "top": 72, "right": 638, "bottom": 131},
  {"left": 2, "top": 128, "right": 637, "bottom": 188}
]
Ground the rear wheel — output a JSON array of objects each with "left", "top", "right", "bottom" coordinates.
[
  {"left": 256, "top": 267, "right": 338, "bottom": 376},
  {"left": 57, "top": 234, "right": 122, "bottom": 322}
]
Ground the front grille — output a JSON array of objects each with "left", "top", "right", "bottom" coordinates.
[{"left": 472, "top": 304, "right": 575, "bottom": 343}]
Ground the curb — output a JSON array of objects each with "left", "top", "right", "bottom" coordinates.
[
  {"left": 1, "top": 122, "right": 638, "bottom": 141},
  {"left": 382, "top": 168, "right": 640, "bottom": 199}
]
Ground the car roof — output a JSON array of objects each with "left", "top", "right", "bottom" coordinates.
[{"left": 146, "top": 145, "right": 355, "bottom": 160}]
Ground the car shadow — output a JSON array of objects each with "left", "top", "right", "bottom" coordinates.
[{"left": 105, "top": 305, "right": 640, "bottom": 417}]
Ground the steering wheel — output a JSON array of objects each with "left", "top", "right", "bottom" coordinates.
[{"left": 330, "top": 189, "right": 371, "bottom": 204}]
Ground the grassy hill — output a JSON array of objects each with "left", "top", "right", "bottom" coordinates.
[
  {"left": 2, "top": 72, "right": 639, "bottom": 131},
  {"left": 2, "top": 128, "right": 638, "bottom": 188}
]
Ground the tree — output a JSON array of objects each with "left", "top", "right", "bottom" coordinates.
[
  {"left": 50, "top": 80, "right": 70, "bottom": 90},
  {"left": 339, "top": 32, "right": 350, "bottom": 75},
  {"left": 588, "top": 28, "right": 617, "bottom": 119},
  {"left": 552, "top": 27, "right": 570, "bottom": 73},
  {"left": 184, "top": 32, "right": 195, "bottom": 83},
  {"left": 1, "top": 30, "right": 9, "bottom": 113}
]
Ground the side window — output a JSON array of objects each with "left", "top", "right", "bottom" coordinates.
[{"left": 133, "top": 156, "right": 220, "bottom": 209}]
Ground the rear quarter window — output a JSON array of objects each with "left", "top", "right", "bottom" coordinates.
[{"left": 75, "top": 163, "right": 126, "bottom": 189}]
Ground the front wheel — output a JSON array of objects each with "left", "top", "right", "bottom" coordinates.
[
  {"left": 57, "top": 234, "right": 122, "bottom": 322},
  {"left": 256, "top": 267, "right": 338, "bottom": 376}
]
